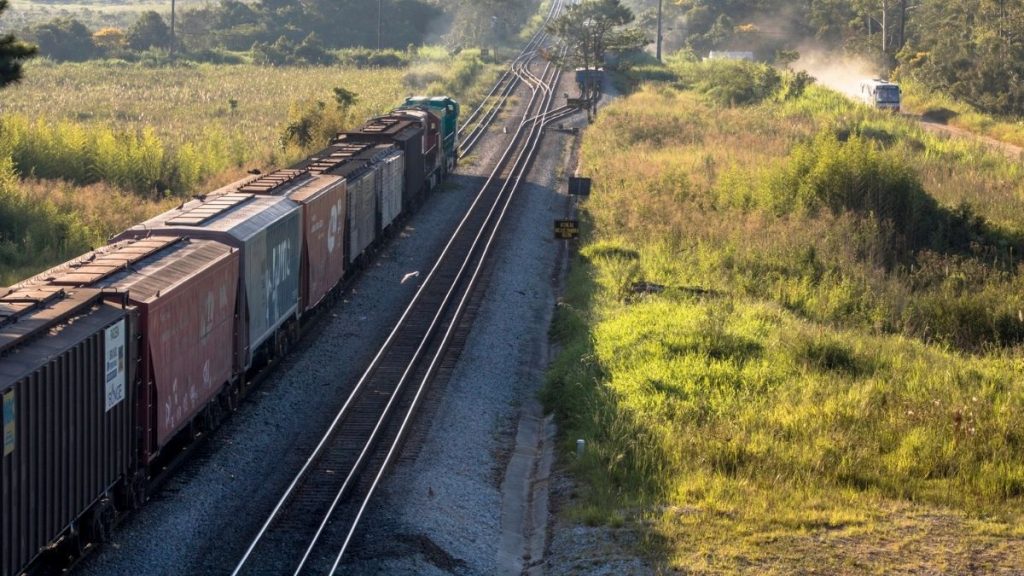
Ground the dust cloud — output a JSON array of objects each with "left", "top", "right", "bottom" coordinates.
[{"left": 794, "top": 50, "right": 882, "bottom": 100}]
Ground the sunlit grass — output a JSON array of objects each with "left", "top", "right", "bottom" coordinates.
[{"left": 545, "top": 62, "right": 1024, "bottom": 572}]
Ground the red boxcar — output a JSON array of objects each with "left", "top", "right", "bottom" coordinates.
[
  {"left": 116, "top": 194, "right": 301, "bottom": 371},
  {"left": 287, "top": 175, "right": 348, "bottom": 313},
  {"left": 92, "top": 239, "right": 239, "bottom": 460},
  {"left": 15, "top": 237, "right": 240, "bottom": 462},
  {"left": 0, "top": 287, "right": 138, "bottom": 576}
]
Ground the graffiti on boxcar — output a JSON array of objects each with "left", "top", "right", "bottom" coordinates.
[
  {"left": 201, "top": 291, "right": 215, "bottom": 342},
  {"left": 328, "top": 200, "right": 342, "bottom": 254},
  {"left": 265, "top": 237, "right": 294, "bottom": 328},
  {"left": 3, "top": 389, "right": 14, "bottom": 456}
]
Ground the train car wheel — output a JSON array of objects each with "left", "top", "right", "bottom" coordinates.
[
  {"left": 86, "top": 498, "right": 115, "bottom": 544},
  {"left": 128, "top": 471, "right": 148, "bottom": 509}
]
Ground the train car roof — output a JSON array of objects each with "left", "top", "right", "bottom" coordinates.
[
  {"left": 94, "top": 239, "right": 236, "bottom": 305},
  {"left": 122, "top": 192, "right": 299, "bottom": 243},
  {"left": 0, "top": 287, "right": 124, "bottom": 369},
  {"left": 14, "top": 237, "right": 185, "bottom": 289}
]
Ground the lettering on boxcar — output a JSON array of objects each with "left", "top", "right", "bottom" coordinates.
[
  {"left": 105, "top": 319, "right": 127, "bottom": 411},
  {"left": 3, "top": 390, "right": 14, "bottom": 456}
]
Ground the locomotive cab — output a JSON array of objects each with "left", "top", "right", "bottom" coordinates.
[{"left": 404, "top": 96, "right": 460, "bottom": 172}]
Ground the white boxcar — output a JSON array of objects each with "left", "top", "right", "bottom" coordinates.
[{"left": 379, "top": 150, "right": 405, "bottom": 232}]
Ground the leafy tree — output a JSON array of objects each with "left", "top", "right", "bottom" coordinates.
[
  {"left": 0, "top": 0, "right": 37, "bottom": 87},
  {"left": 177, "top": 7, "right": 218, "bottom": 52},
  {"left": 900, "top": 0, "right": 1024, "bottom": 115},
  {"left": 547, "top": 0, "right": 648, "bottom": 70},
  {"left": 127, "top": 11, "right": 171, "bottom": 51},
  {"left": 293, "top": 32, "right": 334, "bottom": 65},
  {"left": 332, "top": 86, "right": 358, "bottom": 110},
  {"left": 444, "top": 0, "right": 540, "bottom": 49},
  {"left": 32, "top": 17, "right": 96, "bottom": 62},
  {"left": 252, "top": 35, "right": 294, "bottom": 65},
  {"left": 92, "top": 27, "right": 127, "bottom": 53}
]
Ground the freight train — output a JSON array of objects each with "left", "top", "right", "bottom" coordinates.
[{"left": 0, "top": 95, "right": 459, "bottom": 576}]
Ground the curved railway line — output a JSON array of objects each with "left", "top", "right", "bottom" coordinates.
[{"left": 228, "top": 2, "right": 576, "bottom": 575}]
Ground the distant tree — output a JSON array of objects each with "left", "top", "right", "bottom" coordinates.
[
  {"left": 251, "top": 35, "right": 294, "bottom": 65},
  {"left": 547, "top": 0, "right": 648, "bottom": 70},
  {"left": 443, "top": 0, "right": 539, "bottom": 49},
  {"left": 32, "top": 17, "right": 96, "bottom": 62},
  {"left": 217, "top": 0, "right": 260, "bottom": 28},
  {"left": 177, "top": 7, "right": 218, "bottom": 51},
  {"left": 92, "top": 27, "right": 127, "bottom": 53},
  {"left": 293, "top": 32, "right": 333, "bottom": 64},
  {"left": 127, "top": 11, "right": 171, "bottom": 51},
  {"left": 0, "top": 0, "right": 37, "bottom": 87},
  {"left": 332, "top": 86, "right": 358, "bottom": 110}
]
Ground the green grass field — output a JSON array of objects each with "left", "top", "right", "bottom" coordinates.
[
  {"left": 1, "top": 60, "right": 409, "bottom": 165},
  {"left": 546, "top": 60, "right": 1024, "bottom": 573}
]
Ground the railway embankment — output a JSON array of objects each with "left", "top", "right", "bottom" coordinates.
[{"left": 539, "top": 58, "right": 1024, "bottom": 573}]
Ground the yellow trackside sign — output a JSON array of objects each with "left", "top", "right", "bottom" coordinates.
[{"left": 554, "top": 219, "right": 580, "bottom": 240}]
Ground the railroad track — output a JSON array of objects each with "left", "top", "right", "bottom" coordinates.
[
  {"left": 457, "top": 1, "right": 565, "bottom": 159},
  {"left": 228, "top": 4, "right": 573, "bottom": 576}
]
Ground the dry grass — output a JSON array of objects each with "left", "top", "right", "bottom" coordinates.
[{"left": 0, "top": 60, "right": 409, "bottom": 169}]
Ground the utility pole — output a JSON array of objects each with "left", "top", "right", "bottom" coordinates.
[
  {"left": 170, "top": 0, "right": 176, "bottom": 54},
  {"left": 898, "top": 0, "right": 907, "bottom": 51},
  {"left": 656, "top": 0, "right": 663, "bottom": 61},
  {"left": 881, "top": 0, "right": 888, "bottom": 54},
  {"left": 377, "top": 0, "right": 382, "bottom": 51}
]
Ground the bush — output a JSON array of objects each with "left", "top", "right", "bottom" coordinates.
[
  {"left": 673, "top": 59, "right": 781, "bottom": 106},
  {"left": 0, "top": 156, "right": 96, "bottom": 282},
  {"left": 31, "top": 18, "right": 96, "bottom": 62},
  {"left": 335, "top": 48, "right": 410, "bottom": 69}
]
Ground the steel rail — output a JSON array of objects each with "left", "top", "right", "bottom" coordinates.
[
  {"left": 230, "top": 5, "right": 567, "bottom": 576},
  {"left": 456, "top": 0, "right": 562, "bottom": 141},
  {"left": 328, "top": 50, "right": 565, "bottom": 576},
  {"left": 288, "top": 44, "right": 560, "bottom": 576}
]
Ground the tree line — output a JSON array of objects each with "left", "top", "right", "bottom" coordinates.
[
  {"left": 621, "top": 0, "right": 1024, "bottom": 116},
  {"left": 0, "top": 0, "right": 541, "bottom": 67}
]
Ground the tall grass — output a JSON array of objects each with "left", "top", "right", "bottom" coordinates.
[
  {"left": 0, "top": 115, "right": 237, "bottom": 195},
  {"left": 547, "top": 62, "right": 1024, "bottom": 572}
]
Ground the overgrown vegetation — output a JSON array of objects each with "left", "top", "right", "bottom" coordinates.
[
  {"left": 547, "top": 59, "right": 1024, "bottom": 572},
  {"left": 0, "top": 0, "right": 36, "bottom": 86},
  {"left": 619, "top": 0, "right": 1024, "bottom": 118},
  {"left": 0, "top": 158, "right": 174, "bottom": 284}
]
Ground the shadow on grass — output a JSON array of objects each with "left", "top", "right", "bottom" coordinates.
[{"left": 921, "top": 107, "right": 960, "bottom": 124}]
